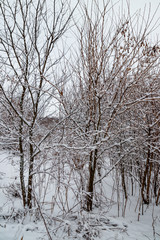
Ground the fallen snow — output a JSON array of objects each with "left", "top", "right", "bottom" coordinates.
[{"left": 0, "top": 150, "right": 160, "bottom": 240}]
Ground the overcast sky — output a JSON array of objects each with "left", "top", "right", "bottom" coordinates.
[
  {"left": 129, "top": 0, "right": 160, "bottom": 33},
  {"left": 102, "top": 0, "right": 160, "bottom": 35},
  {"left": 67, "top": 0, "right": 160, "bottom": 48},
  {"left": 120, "top": 0, "right": 160, "bottom": 37}
]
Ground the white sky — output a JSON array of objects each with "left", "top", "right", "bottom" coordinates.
[
  {"left": 66, "top": 0, "right": 160, "bottom": 50},
  {"left": 128, "top": 0, "right": 160, "bottom": 34},
  {"left": 93, "top": 1, "right": 159, "bottom": 32}
]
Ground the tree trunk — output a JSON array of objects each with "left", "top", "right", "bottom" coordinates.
[
  {"left": 121, "top": 163, "right": 128, "bottom": 200},
  {"left": 141, "top": 128, "right": 151, "bottom": 205},
  {"left": 19, "top": 87, "right": 26, "bottom": 207},
  {"left": 156, "top": 188, "right": 160, "bottom": 206},
  {"left": 27, "top": 128, "right": 34, "bottom": 209},
  {"left": 146, "top": 161, "right": 152, "bottom": 204},
  {"left": 86, "top": 149, "right": 97, "bottom": 211},
  {"left": 153, "top": 165, "right": 159, "bottom": 197},
  {"left": 19, "top": 137, "right": 26, "bottom": 207}
]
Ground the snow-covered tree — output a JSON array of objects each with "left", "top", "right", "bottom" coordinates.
[
  {"left": 0, "top": 0, "right": 78, "bottom": 209},
  {"left": 59, "top": 0, "right": 160, "bottom": 211}
]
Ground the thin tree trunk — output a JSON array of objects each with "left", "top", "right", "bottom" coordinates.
[
  {"left": 27, "top": 128, "right": 34, "bottom": 209},
  {"left": 153, "top": 165, "right": 159, "bottom": 197},
  {"left": 19, "top": 134, "right": 26, "bottom": 207},
  {"left": 141, "top": 152, "right": 150, "bottom": 204},
  {"left": 19, "top": 87, "right": 26, "bottom": 207},
  {"left": 146, "top": 161, "right": 152, "bottom": 204},
  {"left": 121, "top": 163, "right": 128, "bottom": 200},
  {"left": 156, "top": 188, "right": 160, "bottom": 206},
  {"left": 141, "top": 128, "right": 151, "bottom": 205},
  {"left": 86, "top": 149, "right": 97, "bottom": 211}
]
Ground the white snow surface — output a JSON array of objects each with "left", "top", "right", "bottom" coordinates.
[{"left": 0, "top": 150, "right": 160, "bottom": 240}]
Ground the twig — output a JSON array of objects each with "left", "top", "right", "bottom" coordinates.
[{"left": 34, "top": 194, "right": 52, "bottom": 240}]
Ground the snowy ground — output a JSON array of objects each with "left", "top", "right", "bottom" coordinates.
[{"left": 0, "top": 150, "right": 160, "bottom": 240}]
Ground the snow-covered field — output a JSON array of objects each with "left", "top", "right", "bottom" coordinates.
[{"left": 0, "top": 151, "right": 160, "bottom": 240}]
